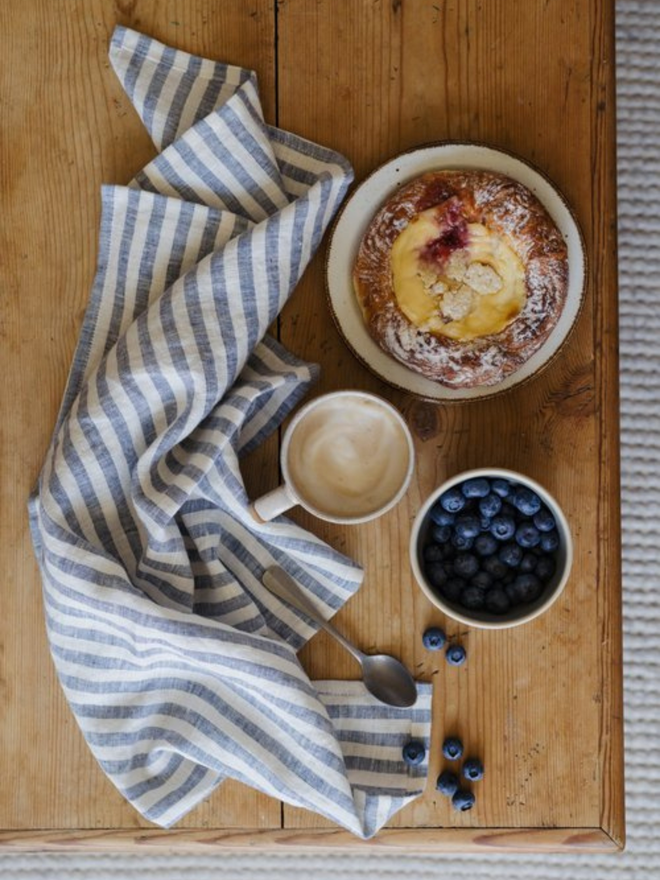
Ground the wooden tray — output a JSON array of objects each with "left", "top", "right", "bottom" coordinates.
[{"left": 0, "top": 0, "right": 623, "bottom": 852}]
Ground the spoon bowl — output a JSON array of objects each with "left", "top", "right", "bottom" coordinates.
[{"left": 360, "top": 653, "right": 419, "bottom": 708}]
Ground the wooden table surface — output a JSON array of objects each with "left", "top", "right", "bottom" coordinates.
[{"left": 0, "top": 0, "right": 624, "bottom": 853}]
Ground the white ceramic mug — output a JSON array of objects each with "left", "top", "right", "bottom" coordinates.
[{"left": 250, "top": 390, "right": 415, "bottom": 524}]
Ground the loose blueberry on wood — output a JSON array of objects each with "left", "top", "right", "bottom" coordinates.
[
  {"left": 436, "top": 770, "right": 460, "bottom": 797},
  {"left": 442, "top": 737, "right": 464, "bottom": 760},
  {"left": 422, "top": 626, "right": 446, "bottom": 651},
  {"left": 446, "top": 644, "right": 467, "bottom": 666},
  {"left": 462, "top": 757, "right": 485, "bottom": 781},
  {"left": 452, "top": 788, "right": 476, "bottom": 811}
]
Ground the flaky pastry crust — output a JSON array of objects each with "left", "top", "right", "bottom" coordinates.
[{"left": 352, "top": 170, "right": 568, "bottom": 388}]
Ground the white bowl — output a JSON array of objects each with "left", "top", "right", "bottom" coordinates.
[{"left": 409, "top": 468, "right": 573, "bottom": 629}]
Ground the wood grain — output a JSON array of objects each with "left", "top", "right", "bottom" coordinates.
[
  {"left": 276, "top": 0, "right": 622, "bottom": 843},
  {"left": 0, "top": 0, "right": 280, "bottom": 832},
  {"left": 0, "top": 826, "right": 621, "bottom": 853},
  {"left": 0, "top": 0, "right": 623, "bottom": 851}
]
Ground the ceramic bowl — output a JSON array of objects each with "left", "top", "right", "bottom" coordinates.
[{"left": 409, "top": 467, "right": 573, "bottom": 628}]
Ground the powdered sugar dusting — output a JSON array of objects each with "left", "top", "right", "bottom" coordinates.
[{"left": 353, "top": 169, "right": 568, "bottom": 388}]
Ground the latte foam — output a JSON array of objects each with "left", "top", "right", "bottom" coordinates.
[{"left": 287, "top": 396, "right": 411, "bottom": 519}]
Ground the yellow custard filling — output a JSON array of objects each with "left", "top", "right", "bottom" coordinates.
[{"left": 390, "top": 207, "right": 526, "bottom": 341}]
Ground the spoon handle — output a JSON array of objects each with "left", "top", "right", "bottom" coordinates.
[{"left": 262, "top": 566, "right": 364, "bottom": 664}]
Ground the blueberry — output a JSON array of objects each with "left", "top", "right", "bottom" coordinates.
[
  {"left": 455, "top": 515, "right": 481, "bottom": 539},
  {"left": 446, "top": 643, "right": 467, "bottom": 666},
  {"left": 461, "top": 477, "right": 491, "bottom": 498},
  {"left": 515, "top": 522, "right": 541, "bottom": 549},
  {"left": 482, "top": 554, "right": 508, "bottom": 580},
  {"left": 453, "top": 553, "right": 480, "bottom": 579},
  {"left": 490, "top": 515, "right": 516, "bottom": 541},
  {"left": 479, "top": 493, "right": 502, "bottom": 519},
  {"left": 535, "top": 555, "right": 557, "bottom": 582},
  {"left": 485, "top": 587, "right": 511, "bottom": 614},
  {"left": 474, "top": 533, "right": 498, "bottom": 557},
  {"left": 441, "top": 577, "right": 466, "bottom": 602},
  {"left": 402, "top": 739, "right": 426, "bottom": 766},
  {"left": 439, "top": 488, "right": 466, "bottom": 513},
  {"left": 460, "top": 585, "right": 486, "bottom": 610},
  {"left": 425, "top": 562, "right": 449, "bottom": 590},
  {"left": 452, "top": 788, "right": 476, "bottom": 811},
  {"left": 423, "top": 543, "right": 444, "bottom": 563},
  {"left": 436, "top": 770, "right": 460, "bottom": 797},
  {"left": 492, "top": 478, "right": 512, "bottom": 498},
  {"left": 431, "top": 524, "right": 452, "bottom": 544},
  {"left": 451, "top": 532, "right": 475, "bottom": 551},
  {"left": 430, "top": 504, "right": 456, "bottom": 527},
  {"left": 507, "top": 573, "right": 543, "bottom": 604},
  {"left": 422, "top": 626, "right": 446, "bottom": 651},
  {"left": 512, "top": 487, "right": 542, "bottom": 517},
  {"left": 442, "top": 736, "right": 464, "bottom": 760},
  {"left": 479, "top": 516, "right": 492, "bottom": 531},
  {"left": 499, "top": 542, "right": 523, "bottom": 568},
  {"left": 471, "top": 570, "right": 493, "bottom": 591},
  {"left": 540, "top": 529, "right": 559, "bottom": 552},
  {"left": 519, "top": 552, "right": 538, "bottom": 574},
  {"left": 500, "top": 501, "right": 517, "bottom": 519},
  {"left": 533, "top": 507, "right": 556, "bottom": 533},
  {"left": 440, "top": 541, "right": 457, "bottom": 561},
  {"left": 462, "top": 757, "right": 484, "bottom": 782}
]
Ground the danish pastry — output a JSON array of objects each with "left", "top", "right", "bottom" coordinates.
[{"left": 352, "top": 170, "right": 568, "bottom": 388}]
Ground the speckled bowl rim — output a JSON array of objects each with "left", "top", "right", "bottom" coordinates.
[
  {"left": 409, "top": 467, "right": 574, "bottom": 629},
  {"left": 325, "top": 141, "right": 589, "bottom": 404}
]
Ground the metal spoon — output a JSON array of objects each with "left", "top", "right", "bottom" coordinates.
[{"left": 262, "top": 566, "right": 418, "bottom": 708}]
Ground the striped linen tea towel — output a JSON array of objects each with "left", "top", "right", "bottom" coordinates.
[{"left": 28, "top": 27, "right": 432, "bottom": 838}]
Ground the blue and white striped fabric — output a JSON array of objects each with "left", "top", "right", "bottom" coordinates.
[{"left": 28, "top": 27, "right": 432, "bottom": 838}]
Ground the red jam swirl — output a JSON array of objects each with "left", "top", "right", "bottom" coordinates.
[{"left": 418, "top": 201, "right": 469, "bottom": 267}]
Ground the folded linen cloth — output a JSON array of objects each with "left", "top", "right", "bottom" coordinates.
[{"left": 28, "top": 26, "right": 432, "bottom": 837}]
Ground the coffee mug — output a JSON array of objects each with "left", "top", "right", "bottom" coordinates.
[{"left": 249, "top": 390, "right": 415, "bottom": 524}]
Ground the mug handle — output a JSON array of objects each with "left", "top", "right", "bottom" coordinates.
[{"left": 249, "top": 483, "right": 297, "bottom": 522}]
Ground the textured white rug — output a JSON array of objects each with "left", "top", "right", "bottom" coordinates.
[{"left": 3, "top": 0, "right": 658, "bottom": 876}]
